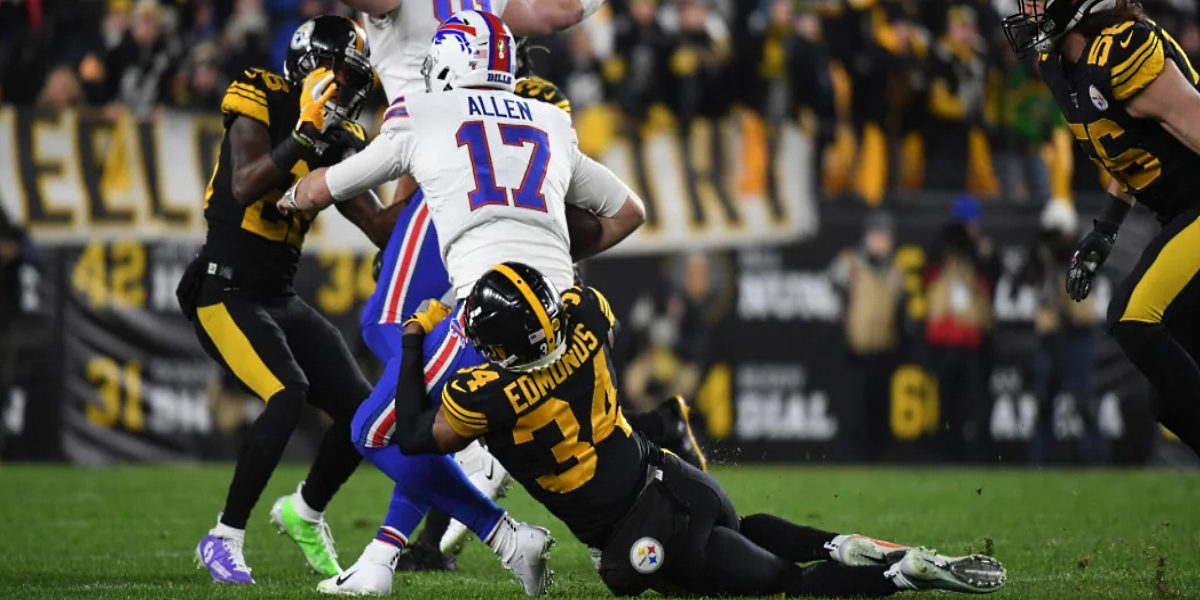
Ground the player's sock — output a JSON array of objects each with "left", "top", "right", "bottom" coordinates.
[
  {"left": 739, "top": 513, "right": 837, "bottom": 562},
  {"left": 796, "top": 562, "right": 896, "bottom": 597},
  {"left": 290, "top": 483, "right": 323, "bottom": 522},
  {"left": 298, "top": 423, "right": 363, "bottom": 512},
  {"left": 485, "top": 514, "right": 517, "bottom": 558},
  {"left": 376, "top": 526, "right": 408, "bottom": 549},
  {"left": 414, "top": 507, "right": 452, "bottom": 548},
  {"left": 211, "top": 519, "right": 246, "bottom": 543},
  {"left": 220, "top": 386, "right": 305, "bottom": 529},
  {"left": 1111, "top": 321, "right": 1200, "bottom": 454}
]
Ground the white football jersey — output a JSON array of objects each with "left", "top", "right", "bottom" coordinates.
[
  {"left": 325, "top": 88, "right": 627, "bottom": 299},
  {"left": 362, "top": 0, "right": 511, "bottom": 101}
]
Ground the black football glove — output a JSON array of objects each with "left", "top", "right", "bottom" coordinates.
[{"left": 1066, "top": 227, "right": 1115, "bottom": 301}]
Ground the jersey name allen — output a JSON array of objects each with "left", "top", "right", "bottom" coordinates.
[
  {"left": 467, "top": 94, "right": 532, "bottom": 121},
  {"left": 504, "top": 322, "right": 599, "bottom": 412}
]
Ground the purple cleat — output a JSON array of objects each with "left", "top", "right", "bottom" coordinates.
[{"left": 196, "top": 533, "right": 255, "bottom": 584}]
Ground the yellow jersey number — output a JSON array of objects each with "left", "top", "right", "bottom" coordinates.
[
  {"left": 511, "top": 351, "right": 631, "bottom": 493},
  {"left": 1069, "top": 119, "right": 1163, "bottom": 191}
]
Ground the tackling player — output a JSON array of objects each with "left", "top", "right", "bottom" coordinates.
[
  {"left": 280, "top": 11, "right": 646, "bottom": 596},
  {"left": 342, "top": 0, "right": 609, "bottom": 554},
  {"left": 385, "top": 263, "right": 1008, "bottom": 597},
  {"left": 178, "top": 16, "right": 393, "bottom": 583},
  {"left": 1003, "top": 0, "right": 1200, "bottom": 456}
]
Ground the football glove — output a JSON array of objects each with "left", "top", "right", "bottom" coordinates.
[
  {"left": 293, "top": 68, "right": 339, "bottom": 150},
  {"left": 1066, "top": 226, "right": 1115, "bottom": 301},
  {"left": 515, "top": 76, "right": 572, "bottom": 115},
  {"left": 404, "top": 299, "right": 451, "bottom": 334}
]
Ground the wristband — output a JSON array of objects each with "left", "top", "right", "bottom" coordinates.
[
  {"left": 1094, "top": 193, "right": 1131, "bottom": 236},
  {"left": 269, "top": 134, "right": 309, "bottom": 172}
]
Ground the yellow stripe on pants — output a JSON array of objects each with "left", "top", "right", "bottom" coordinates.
[
  {"left": 197, "top": 303, "right": 286, "bottom": 401},
  {"left": 1122, "top": 215, "right": 1200, "bottom": 324}
]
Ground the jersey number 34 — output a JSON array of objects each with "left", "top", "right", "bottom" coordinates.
[{"left": 457, "top": 121, "right": 551, "bottom": 212}]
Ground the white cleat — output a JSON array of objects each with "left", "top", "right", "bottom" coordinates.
[
  {"left": 826, "top": 533, "right": 910, "bottom": 567},
  {"left": 886, "top": 547, "right": 1007, "bottom": 594},
  {"left": 317, "top": 541, "right": 399, "bottom": 597},
  {"left": 441, "top": 440, "right": 513, "bottom": 554},
  {"left": 502, "top": 523, "right": 554, "bottom": 597}
]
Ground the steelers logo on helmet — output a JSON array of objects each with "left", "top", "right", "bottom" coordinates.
[
  {"left": 290, "top": 20, "right": 314, "bottom": 50},
  {"left": 1089, "top": 85, "right": 1109, "bottom": 111},
  {"left": 629, "top": 537, "right": 663, "bottom": 574}
]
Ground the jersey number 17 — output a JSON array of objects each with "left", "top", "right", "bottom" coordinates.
[{"left": 457, "top": 121, "right": 551, "bottom": 212}]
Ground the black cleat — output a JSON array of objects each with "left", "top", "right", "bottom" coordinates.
[
  {"left": 659, "top": 396, "right": 708, "bottom": 472},
  {"left": 394, "top": 541, "right": 458, "bottom": 572}
]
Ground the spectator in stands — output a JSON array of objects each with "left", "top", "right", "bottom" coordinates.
[
  {"left": 1015, "top": 200, "right": 1108, "bottom": 465},
  {"left": 37, "top": 65, "right": 83, "bottom": 110},
  {"left": 831, "top": 210, "right": 906, "bottom": 460},
  {"left": 0, "top": 204, "right": 30, "bottom": 453},
  {"left": 663, "top": 0, "right": 731, "bottom": 123},
  {"left": 923, "top": 195, "right": 997, "bottom": 462},
  {"left": 220, "top": 0, "right": 271, "bottom": 83},
  {"left": 996, "top": 49, "right": 1060, "bottom": 204},
  {"left": 922, "top": 5, "right": 995, "bottom": 196},
  {"left": 176, "top": 42, "right": 227, "bottom": 109},
  {"left": 607, "top": 0, "right": 673, "bottom": 126},
  {"left": 103, "top": 0, "right": 184, "bottom": 118}
]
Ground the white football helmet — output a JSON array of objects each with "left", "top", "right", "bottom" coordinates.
[{"left": 422, "top": 10, "right": 517, "bottom": 93}]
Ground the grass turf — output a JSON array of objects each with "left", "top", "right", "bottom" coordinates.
[{"left": 0, "top": 465, "right": 1197, "bottom": 599}]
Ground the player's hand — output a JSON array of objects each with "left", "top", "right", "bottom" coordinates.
[
  {"left": 277, "top": 179, "right": 303, "bottom": 215},
  {"left": 404, "top": 299, "right": 451, "bottom": 335},
  {"left": 1066, "top": 228, "right": 1115, "bottom": 301},
  {"left": 294, "top": 69, "right": 338, "bottom": 149}
]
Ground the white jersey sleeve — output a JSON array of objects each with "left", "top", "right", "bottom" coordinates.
[
  {"left": 566, "top": 152, "right": 631, "bottom": 218},
  {"left": 362, "top": 0, "right": 511, "bottom": 101},
  {"left": 325, "top": 103, "right": 416, "bottom": 201}
]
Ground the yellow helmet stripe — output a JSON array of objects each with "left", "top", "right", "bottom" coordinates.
[{"left": 492, "top": 264, "right": 556, "bottom": 354}]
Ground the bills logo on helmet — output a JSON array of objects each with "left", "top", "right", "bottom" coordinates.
[
  {"left": 629, "top": 537, "right": 663, "bottom": 574},
  {"left": 291, "top": 21, "right": 314, "bottom": 50}
]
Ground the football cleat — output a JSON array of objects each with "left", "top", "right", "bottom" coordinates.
[
  {"left": 659, "top": 396, "right": 708, "bottom": 472},
  {"left": 826, "top": 533, "right": 909, "bottom": 566},
  {"left": 885, "top": 547, "right": 1007, "bottom": 593},
  {"left": 395, "top": 541, "right": 458, "bottom": 572},
  {"left": 441, "top": 440, "right": 513, "bottom": 554},
  {"left": 317, "top": 541, "right": 399, "bottom": 596},
  {"left": 195, "top": 532, "right": 255, "bottom": 584},
  {"left": 502, "top": 523, "right": 554, "bottom": 596},
  {"left": 270, "top": 490, "right": 342, "bottom": 577}
]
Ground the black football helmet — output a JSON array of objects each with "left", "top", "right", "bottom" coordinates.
[
  {"left": 1003, "top": 0, "right": 1117, "bottom": 56},
  {"left": 284, "top": 15, "right": 375, "bottom": 120},
  {"left": 464, "top": 263, "right": 567, "bottom": 371}
]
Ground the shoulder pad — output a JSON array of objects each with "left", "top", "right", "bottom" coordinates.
[
  {"left": 1092, "top": 21, "right": 1165, "bottom": 101},
  {"left": 221, "top": 68, "right": 292, "bottom": 127}
]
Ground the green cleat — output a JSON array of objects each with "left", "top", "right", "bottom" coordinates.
[
  {"left": 886, "top": 547, "right": 1007, "bottom": 593},
  {"left": 269, "top": 490, "right": 342, "bottom": 577}
]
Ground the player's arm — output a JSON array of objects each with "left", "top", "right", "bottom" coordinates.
[
  {"left": 279, "top": 127, "right": 410, "bottom": 214},
  {"left": 566, "top": 153, "right": 645, "bottom": 260},
  {"left": 1126, "top": 59, "right": 1200, "bottom": 156},
  {"left": 340, "top": 0, "right": 398, "bottom": 17},
  {"left": 391, "top": 321, "right": 476, "bottom": 455},
  {"left": 335, "top": 192, "right": 400, "bottom": 248},
  {"left": 502, "top": 0, "right": 599, "bottom": 36},
  {"left": 227, "top": 117, "right": 297, "bottom": 207}
]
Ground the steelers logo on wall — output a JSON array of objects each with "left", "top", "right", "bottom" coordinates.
[{"left": 629, "top": 537, "right": 664, "bottom": 574}]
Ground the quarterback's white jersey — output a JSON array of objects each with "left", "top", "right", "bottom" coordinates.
[
  {"left": 363, "top": 0, "right": 510, "bottom": 100},
  {"left": 325, "top": 88, "right": 627, "bottom": 298}
]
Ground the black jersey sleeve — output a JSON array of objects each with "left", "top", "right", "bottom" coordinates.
[
  {"left": 563, "top": 285, "right": 617, "bottom": 341},
  {"left": 220, "top": 68, "right": 293, "bottom": 128},
  {"left": 440, "top": 364, "right": 511, "bottom": 439},
  {"left": 1092, "top": 21, "right": 1167, "bottom": 102}
]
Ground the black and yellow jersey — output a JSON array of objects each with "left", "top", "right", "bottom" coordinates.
[
  {"left": 440, "top": 286, "right": 651, "bottom": 547},
  {"left": 1040, "top": 20, "right": 1200, "bottom": 222},
  {"left": 202, "top": 67, "right": 368, "bottom": 291}
]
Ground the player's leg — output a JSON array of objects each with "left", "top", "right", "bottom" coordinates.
[
  {"left": 1107, "top": 208, "right": 1200, "bottom": 456},
  {"left": 624, "top": 396, "right": 708, "bottom": 471},
  {"left": 191, "top": 290, "right": 310, "bottom": 584},
  {"left": 267, "top": 297, "right": 372, "bottom": 576}
]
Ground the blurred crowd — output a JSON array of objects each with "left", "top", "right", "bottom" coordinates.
[{"left": 0, "top": 0, "right": 1198, "bottom": 200}]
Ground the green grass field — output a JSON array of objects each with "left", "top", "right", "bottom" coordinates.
[{"left": 1, "top": 465, "right": 1197, "bottom": 599}]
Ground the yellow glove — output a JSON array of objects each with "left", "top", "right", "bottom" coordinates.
[
  {"left": 294, "top": 68, "right": 338, "bottom": 147},
  {"left": 403, "top": 299, "right": 451, "bottom": 334}
]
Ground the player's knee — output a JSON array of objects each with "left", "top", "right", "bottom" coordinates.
[
  {"left": 1109, "top": 319, "right": 1164, "bottom": 354},
  {"left": 265, "top": 383, "right": 308, "bottom": 415}
]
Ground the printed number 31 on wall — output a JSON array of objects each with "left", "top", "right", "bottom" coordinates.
[
  {"left": 457, "top": 121, "right": 550, "bottom": 212},
  {"left": 434, "top": 0, "right": 493, "bottom": 22}
]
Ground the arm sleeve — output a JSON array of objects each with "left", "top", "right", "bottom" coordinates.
[
  {"left": 391, "top": 335, "right": 444, "bottom": 455},
  {"left": 566, "top": 152, "right": 632, "bottom": 218},
  {"left": 325, "top": 129, "right": 410, "bottom": 202},
  {"left": 1109, "top": 23, "right": 1167, "bottom": 101}
]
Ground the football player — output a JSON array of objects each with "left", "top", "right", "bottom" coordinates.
[
  {"left": 1004, "top": 0, "right": 1200, "bottom": 456},
  {"left": 341, "top": 0, "right": 608, "bottom": 554},
  {"left": 279, "top": 11, "right": 646, "bottom": 595},
  {"left": 384, "top": 262, "right": 1008, "bottom": 597},
  {"left": 179, "top": 16, "right": 395, "bottom": 583}
]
